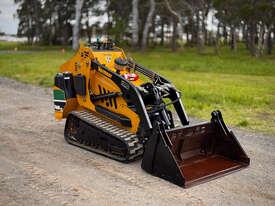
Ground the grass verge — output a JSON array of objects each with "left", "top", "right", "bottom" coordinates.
[{"left": 0, "top": 42, "right": 274, "bottom": 135}]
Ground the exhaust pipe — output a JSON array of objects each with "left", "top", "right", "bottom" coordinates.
[{"left": 141, "top": 111, "right": 250, "bottom": 188}]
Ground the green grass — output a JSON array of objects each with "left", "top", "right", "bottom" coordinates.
[
  {"left": 0, "top": 50, "right": 72, "bottom": 86},
  {"left": 0, "top": 41, "right": 274, "bottom": 135},
  {"left": 0, "top": 41, "right": 70, "bottom": 51}
]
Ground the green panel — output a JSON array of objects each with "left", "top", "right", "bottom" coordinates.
[{"left": 53, "top": 89, "right": 65, "bottom": 100}]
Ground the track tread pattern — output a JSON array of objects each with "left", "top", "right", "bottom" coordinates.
[{"left": 65, "top": 110, "right": 143, "bottom": 162}]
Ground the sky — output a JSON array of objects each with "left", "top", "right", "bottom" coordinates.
[{"left": 0, "top": 0, "right": 18, "bottom": 34}]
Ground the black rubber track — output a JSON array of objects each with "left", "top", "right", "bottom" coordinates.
[{"left": 64, "top": 110, "right": 143, "bottom": 162}]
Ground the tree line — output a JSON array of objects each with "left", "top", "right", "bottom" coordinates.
[{"left": 15, "top": 0, "right": 275, "bottom": 56}]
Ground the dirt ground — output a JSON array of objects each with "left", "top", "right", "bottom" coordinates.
[{"left": 0, "top": 77, "right": 274, "bottom": 206}]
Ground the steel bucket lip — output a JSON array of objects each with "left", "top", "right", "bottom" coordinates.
[
  {"left": 183, "top": 162, "right": 249, "bottom": 188},
  {"left": 178, "top": 154, "right": 249, "bottom": 188}
]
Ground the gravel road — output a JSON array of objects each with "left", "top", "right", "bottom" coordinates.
[{"left": 0, "top": 77, "right": 274, "bottom": 206}]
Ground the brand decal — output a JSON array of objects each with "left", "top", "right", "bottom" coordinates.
[{"left": 105, "top": 54, "right": 112, "bottom": 63}]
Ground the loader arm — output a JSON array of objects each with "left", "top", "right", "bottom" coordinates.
[
  {"left": 91, "top": 60, "right": 152, "bottom": 137},
  {"left": 128, "top": 60, "right": 189, "bottom": 125}
]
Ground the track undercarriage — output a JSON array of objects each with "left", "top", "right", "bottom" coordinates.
[{"left": 64, "top": 110, "right": 143, "bottom": 162}]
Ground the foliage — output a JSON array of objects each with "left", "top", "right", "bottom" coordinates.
[
  {"left": 15, "top": 0, "right": 43, "bottom": 43},
  {"left": 13, "top": 0, "right": 275, "bottom": 56},
  {"left": 107, "top": 0, "right": 132, "bottom": 41}
]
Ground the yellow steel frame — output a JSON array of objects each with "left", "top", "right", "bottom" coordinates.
[{"left": 54, "top": 45, "right": 142, "bottom": 133}]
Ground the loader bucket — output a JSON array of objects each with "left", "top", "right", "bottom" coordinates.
[{"left": 141, "top": 111, "right": 250, "bottom": 188}]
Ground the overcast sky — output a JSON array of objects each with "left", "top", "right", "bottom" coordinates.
[{"left": 0, "top": 0, "right": 18, "bottom": 34}]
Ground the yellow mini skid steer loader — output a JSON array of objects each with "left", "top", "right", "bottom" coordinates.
[{"left": 53, "top": 40, "right": 249, "bottom": 187}]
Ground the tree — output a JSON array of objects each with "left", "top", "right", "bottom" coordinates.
[
  {"left": 81, "top": 0, "right": 103, "bottom": 43},
  {"left": 164, "top": 0, "right": 196, "bottom": 40},
  {"left": 164, "top": 0, "right": 184, "bottom": 41},
  {"left": 106, "top": 0, "right": 132, "bottom": 42},
  {"left": 44, "top": 0, "right": 75, "bottom": 45},
  {"left": 141, "top": 0, "right": 156, "bottom": 50},
  {"left": 15, "top": 0, "right": 42, "bottom": 44},
  {"left": 191, "top": 0, "right": 212, "bottom": 53},
  {"left": 131, "top": 0, "right": 139, "bottom": 48},
  {"left": 214, "top": 0, "right": 241, "bottom": 51},
  {"left": 72, "top": 0, "right": 85, "bottom": 50},
  {"left": 239, "top": 0, "right": 275, "bottom": 57},
  {"left": 15, "top": 0, "right": 76, "bottom": 45},
  {"left": 164, "top": 0, "right": 184, "bottom": 51},
  {"left": 13, "top": 0, "right": 274, "bottom": 56}
]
